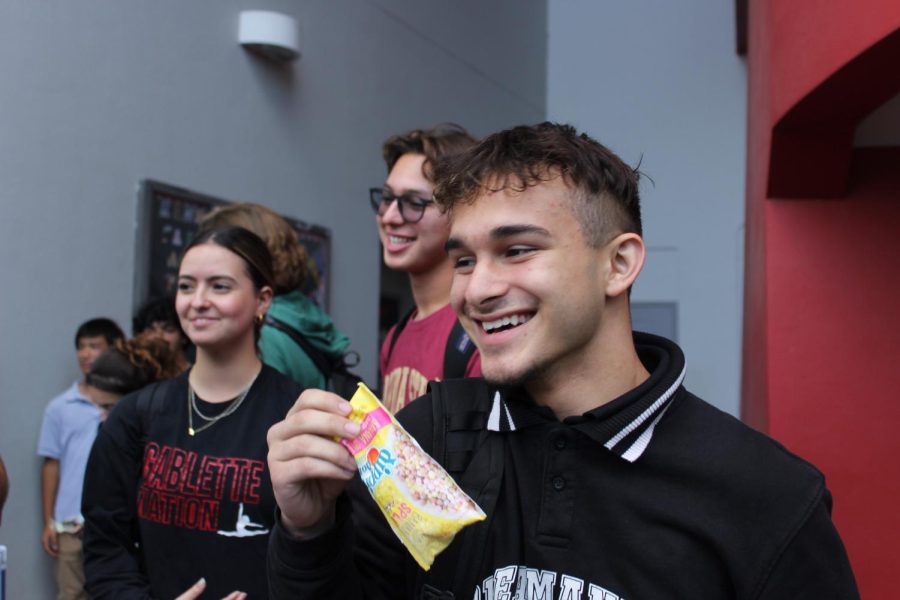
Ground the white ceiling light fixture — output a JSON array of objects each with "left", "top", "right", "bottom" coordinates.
[{"left": 238, "top": 10, "right": 300, "bottom": 62}]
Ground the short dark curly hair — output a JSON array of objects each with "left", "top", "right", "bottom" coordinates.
[
  {"left": 87, "top": 337, "right": 181, "bottom": 395},
  {"left": 432, "top": 122, "right": 642, "bottom": 246},
  {"left": 132, "top": 297, "right": 181, "bottom": 336}
]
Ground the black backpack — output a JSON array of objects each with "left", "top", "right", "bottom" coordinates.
[
  {"left": 384, "top": 308, "right": 477, "bottom": 381},
  {"left": 264, "top": 315, "right": 364, "bottom": 400}
]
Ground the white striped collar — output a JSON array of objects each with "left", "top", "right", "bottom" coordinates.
[
  {"left": 484, "top": 332, "right": 687, "bottom": 463},
  {"left": 487, "top": 391, "right": 517, "bottom": 432}
]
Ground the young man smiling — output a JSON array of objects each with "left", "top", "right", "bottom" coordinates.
[
  {"left": 267, "top": 123, "right": 859, "bottom": 599},
  {"left": 371, "top": 124, "right": 481, "bottom": 413},
  {"left": 37, "top": 318, "right": 124, "bottom": 600}
]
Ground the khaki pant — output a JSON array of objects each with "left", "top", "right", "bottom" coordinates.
[{"left": 56, "top": 532, "right": 87, "bottom": 600}]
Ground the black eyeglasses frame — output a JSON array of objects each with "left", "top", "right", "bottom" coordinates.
[{"left": 368, "top": 188, "right": 434, "bottom": 224}]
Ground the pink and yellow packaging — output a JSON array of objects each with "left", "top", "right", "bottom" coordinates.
[{"left": 341, "top": 383, "right": 486, "bottom": 570}]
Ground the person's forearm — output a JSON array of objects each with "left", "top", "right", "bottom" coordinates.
[
  {"left": 268, "top": 502, "right": 364, "bottom": 600},
  {"left": 41, "top": 459, "right": 59, "bottom": 524}
]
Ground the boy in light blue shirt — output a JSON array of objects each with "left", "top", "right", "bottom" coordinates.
[{"left": 37, "top": 318, "right": 123, "bottom": 600}]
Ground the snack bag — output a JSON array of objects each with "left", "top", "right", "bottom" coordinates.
[{"left": 341, "top": 383, "right": 486, "bottom": 570}]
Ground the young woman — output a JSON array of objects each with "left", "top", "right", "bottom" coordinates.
[
  {"left": 199, "top": 202, "right": 350, "bottom": 389},
  {"left": 82, "top": 226, "right": 303, "bottom": 600}
]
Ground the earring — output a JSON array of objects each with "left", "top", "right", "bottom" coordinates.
[{"left": 256, "top": 313, "right": 265, "bottom": 325}]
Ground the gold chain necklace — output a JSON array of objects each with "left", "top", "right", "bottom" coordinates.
[{"left": 187, "top": 377, "right": 256, "bottom": 436}]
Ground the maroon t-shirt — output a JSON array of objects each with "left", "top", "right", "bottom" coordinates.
[{"left": 379, "top": 304, "right": 481, "bottom": 414}]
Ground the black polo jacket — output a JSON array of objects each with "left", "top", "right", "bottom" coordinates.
[{"left": 269, "top": 333, "right": 859, "bottom": 599}]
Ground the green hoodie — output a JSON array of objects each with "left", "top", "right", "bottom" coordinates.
[{"left": 259, "top": 290, "right": 350, "bottom": 389}]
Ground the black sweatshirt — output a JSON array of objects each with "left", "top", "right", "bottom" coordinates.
[
  {"left": 268, "top": 333, "right": 859, "bottom": 599},
  {"left": 83, "top": 364, "right": 301, "bottom": 600}
]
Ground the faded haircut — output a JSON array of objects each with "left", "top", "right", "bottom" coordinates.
[{"left": 432, "top": 122, "right": 642, "bottom": 246}]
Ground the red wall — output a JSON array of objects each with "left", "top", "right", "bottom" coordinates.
[{"left": 743, "top": 2, "right": 900, "bottom": 597}]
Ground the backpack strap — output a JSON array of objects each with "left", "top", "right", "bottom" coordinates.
[
  {"left": 386, "top": 307, "right": 475, "bottom": 381},
  {"left": 417, "top": 379, "right": 504, "bottom": 596},
  {"left": 384, "top": 307, "right": 416, "bottom": 366},
  {"left": 435, "top": 387, "right": 489, "bottom": 474},
  {"left": 428, "top": 379, "right": 491, "bottom": 474},
  {"left": 264, "top": 314, "right": 334, "bottom": 380},
  {"left": 135, "top": 380, "right": 166, "bottom": 446},
  {"left": 442, "top": 319, "right": 476, "bottom": 380}
]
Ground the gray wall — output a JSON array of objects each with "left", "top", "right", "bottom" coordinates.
[
  {"left": 548, "top": 0, "right": 747, "bottom": 415},
  {"left": 0, "top": 1, "right": 545, "bottom": 596}
]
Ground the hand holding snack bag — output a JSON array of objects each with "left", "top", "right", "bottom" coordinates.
[{"left": 340, "top": 384, "right": 486, "bottom": 571}]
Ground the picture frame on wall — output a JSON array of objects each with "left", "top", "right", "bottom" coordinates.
[{"left": 133, "top": 179, "right": 331, "bottom": 312}]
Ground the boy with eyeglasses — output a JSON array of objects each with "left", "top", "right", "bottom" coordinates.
[
  {"left": 37, "top": 317, "right": 124, "bottom": 600},
  {"left": 369, "top": 124, "right": 481, "bottom": 413}
]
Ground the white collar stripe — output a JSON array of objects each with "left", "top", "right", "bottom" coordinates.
[
  {"left": 487, "top": 391, "right": 503, "bottom": 431},
  {"left": 604, "top": 364, "right": 686, "bottom": 451},
  {"left": 486, "top": 361, "right": 684, "bottom": 457},
  {"left": 503, "top": 402, "right": 517, "bottom": 431},
  {"left": 620, "top": 398, "right": 675, "bottom": 462}
]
